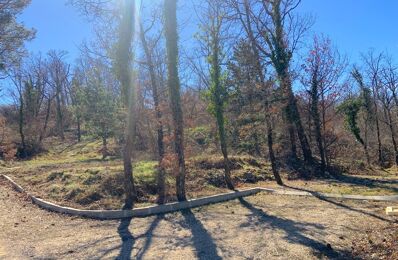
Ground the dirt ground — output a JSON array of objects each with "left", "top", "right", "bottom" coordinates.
[{"left": 0, "top": 178, "right": 396, "bottom": 260}]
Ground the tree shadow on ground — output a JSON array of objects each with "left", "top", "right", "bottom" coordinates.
[
  {"left": 330, "top": 175, "right": 398, "bottom": 194},
  {"left": 116, "top": 217, "right": 134, "bottom": 260},
  {"left": 238, "top": 198, "right": 354, "bottom": 259},
  {"left": 81, "top": 215, "right": 163, "bottom": 259},
  {"left": 283, "top": 185, "right": 394, "bottom": 223},
  {"left": 136, "top": 215, "right": 163, "bottom": 260},
  {"left": 69, "top": 218, "right": 136, "bottom": 259},
  {"left": 59, "top": 235, "right": 117, "bottom": 257},
  {"left": 177, "top": 209, "right": 222, "bottom": 260}
]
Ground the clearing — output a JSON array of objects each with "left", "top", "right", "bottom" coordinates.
[
  {"left": 1, "top": 138, "right": 398, "bottom": 211},
  {"left": 1, "top": 178, "right": 396, "bottom": 260}
]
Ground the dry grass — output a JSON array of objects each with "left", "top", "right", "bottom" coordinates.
[
  {"left": 1, "top": 137, "right": 398, "bottom": 210},
  {"left": 351, "top": 223, "right": 398, "bottom": 259}
]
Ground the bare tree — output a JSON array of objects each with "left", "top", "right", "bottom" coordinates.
[
  {"left": 351, "top": 68, "right": 371, "bottom": 165},
  {"left": 228, "top": 0, "right": 283, "bottom": 184},
  {"left": 164, "top": 0, "right": 187, "bottom": 201},
  {"left": 362, "top": 51, "right": 384, "bottom": 165},
  {"left": 47, "top": 50, "right": 70, "bottom": 141},
  {"left": 195, "top": 0, "right": 235, "bottom": 189},
  {"left": 301, "top": 35, "right": 346, "bottom": 172},
  {"left": 139, "top": 5, "right": 167, "bottom": 203},
  {"left": 230, "top": 0, "right": 313, "bottom": 163},
  {"left": 381, "top": 56, "right": 398, "bottom": 165},
  {"left": 115, "top": 0, "right": 137, "bottom": 209},
  {"left": 8, "top": 67, "right": 25, "bottom": 154}
]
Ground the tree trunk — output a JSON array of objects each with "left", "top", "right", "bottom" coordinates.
[
  {"left": 123, "top": 125, "right": 137, "bottom": 209},
  {"left": 252, "top": 132, "right": 261, "bottom": 156},
  {"left": 215, "top": 106, "right": 234, "bottom": 190},
  {"left": 102, "top": 135, "right": 108, "bottom": 160},
  {"left": 271, "top": 0, "right": 313, "bottom": 163},
  {"left": 207, "top": 4, "right": 234, "bottom": 190},
  {"left": 39, "top": 97, "right": 51, "bottom": 143},
  {"left": 288, "top": 123, "right": 297, "bottom": 160},
  {"left": 310, "top": 77, "right": 326, "bottom": 173},
  {"left": 164, "top": 0, "right": 187, "bottom": 201},
  {"left": 371, "top": 83, "right": 382, "bottom": 165},
  {"left": 242, "top": 0, "right": 282, "bottom": 184},
  {"left": 246, "top": 66, "right": 261, "bottom": 157},
  {"left": 267, "top": 124, "right": 283, "bottom": 185},
  {"left": 364, "top": 143, "right": 371, "bottom": 166},
  {"left": 77, "top": 116, "right": 81, "bottom": 142},
  {"left": 284, "top": 77, "right": 313, "bottom": 163},
  {"left": 374, "top": 112, "right": 383, "bottom": 165},
  {"left": 55, "top": 85, "right": 64, "bottom": 140},
  {"left": 117, "top": 0, "right": 137, "bottom": 209},
  {"left": 363, "top": 116, "right": 370, "bottom": 166},
  {"left": 385, "top": 107, "right": 398, "bottom": 165},
  {"left": 320, "top": 94, "right": 329, "bottom": 166},
  {"left": 139, "top": 22, "right": 166, "bottom": 204},
  {"left": 18, "top": 93, "right": 26, "bottom": 157}
]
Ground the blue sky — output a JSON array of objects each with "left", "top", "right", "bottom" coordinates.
[
  {"left": 0, "top": 0, "right": 396, "bottom": 104},
  {"left": 19, "top": 0, "right": 93, "bottom": 63},
  {"left": 19, "top": 0, "right": 397, "bottom": 64},
  {"left": 298, "top": 0, "right": 397, "bottom": 63}
]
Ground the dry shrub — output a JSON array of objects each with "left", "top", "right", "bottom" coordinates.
[
  {"left": 0, "top": 115, "right": 16, "bottom": 160},
  {"left": 162, "top": 152, "right": 179, "bottom": 177}
]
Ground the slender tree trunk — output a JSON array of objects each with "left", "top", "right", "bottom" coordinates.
[
  {"left": 360, "top": 124, "right": 370, "bottom": 166},
  {"left": 102, "top": 135, "right": 108, "bottom": 160},
  {"left": 39, "top": 97, "right": 51, "bottom": 143},
  {"left": 385, "top": 107, "right": 398, "bottom": 165},
  {"left": 288, "top": 123, "right": 297, "bottom": 160},
  {"left": 310, "top": 77, "right": 326, "bottom": 173},
  {"left": 307, "top": 102, "right": 312, "bottom": 143},
  {"left": 55, "top": 84, "right": 64, "bottom": 140},
  {"left": 371, "top": 87, "right": 382, "bottom": 164},
  {"left": 164, "top": 0, "right": 187, "bottom": 201},
  {"left": 242, "top": 0, "right": 282, "bottom": 184},
  {"left": 246, "top": 69, "right": 261, "bottom": 156},
  {"left": 123, "top": 118, "right": 137, "bottom": 209},
  {"left": 139, "top": 23, "right": 166, "bottom": 204},
  {"left": 117, "top": 0, "right": 137, "bottom": 209},
  {"left": 363, "top": 117, "right": 370, "bottom": 166},
  {"left": 216, "top": 108, "right": 234, "bottom": 190},
  {"left": 364, "top": 143, "right": 371, "bottom": 166},
  {"left": 374, "top": 112, "right": 382, "bottom": 165},
  {"left": 391, "top": 90, "right": 398, "bottom": 111},
  {"left": 272, "top": 0, "right": 313, "bottom": 163},
  {"left": 18, "top": 93, "right": 26, "bottom": 157},
  {"left": 267, "top": 124, "right": 283, "bottom": 185},
  {"left": 320, "top": 93, "right": 330, "bottom": 167},
  {"left": 77, "top": 116, "right": 81, "bottom": 142},
  {"left": 283, "top": 76, "right": 313, "bottom": 163},
  {"left": 156, "top": 126, "right": 166, "bottom": 203},
  {"left": 252, "top": 132, "right": 261, "bottom": 156},
  {"left": 207, "top": 5, "right": 234, "bottom": 190}
]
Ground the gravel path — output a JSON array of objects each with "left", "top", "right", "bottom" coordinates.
[{"left": 0, "top": 178, "right": 394, "bottom": 260}]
